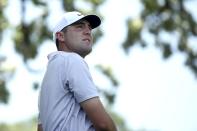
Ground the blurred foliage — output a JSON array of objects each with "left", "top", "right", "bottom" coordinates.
[
  {"left": 96, "top": 65, "right": 119, "bottom": 105},
  {"left": 0, "top": 80, "right": 9, "bottom": 104},
  {"left": 0, "top": 117, "right": 37, "bottom": 131},
  {"left": 109, "top": 109, "right": 131, "bottom": 131},
  {"left": 0, "top": 0, "right": 9, "bottom": 104},
  {"left": 96, "top": 65, "right": 119, "bottom": 87},
  {"left": 14, "top": 0, "right": 50, "bottom": 61},
  {"left": 0, "top": 56, "right": 15, "bottom": 104},
  {"left": 123, "top": 0, "right": 197, "bottom": 77},
  {"left": 0, "top": 0, "right": 9, "bottom": 42},
  {"left": 0, "top": 56, "right": 7, "bottom": 104}
]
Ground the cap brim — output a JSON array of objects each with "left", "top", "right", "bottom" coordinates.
[{"left": 82, "top": 15, "right": 101, "bottom": 29}]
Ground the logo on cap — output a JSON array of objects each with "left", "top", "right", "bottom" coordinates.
[{"left": 77, "top": 13, "right": 82, "bottom": 16}]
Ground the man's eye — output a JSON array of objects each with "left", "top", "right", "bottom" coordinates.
[
  {"left": 76, "top": 24, "right": 84, "bottom": 28},
  {"left": 89, "top": 26, "right": 92, "bottom": 30}
]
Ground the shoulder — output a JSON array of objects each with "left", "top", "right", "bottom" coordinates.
[
  {"left": 47, "top": 51, "right": 84, "bottom": 63},
  {"left": 48, "top": 52, "right": 88, "bottom": 71}
]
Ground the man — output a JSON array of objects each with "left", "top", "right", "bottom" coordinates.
[{"left": 37, "top": 11, "right": 117, "bottom": 131}]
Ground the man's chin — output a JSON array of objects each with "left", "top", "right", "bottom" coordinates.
[{"left": 77, "top": 49, "right": 92, "bottom": 58}]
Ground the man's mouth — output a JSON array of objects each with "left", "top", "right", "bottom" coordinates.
[{"left": 83, "top": 38, "right": 90, "bottom": 43}]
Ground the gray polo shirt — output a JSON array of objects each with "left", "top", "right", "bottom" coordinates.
[{"left": 38, "top": 51, "right": 98, "bottom": 131}]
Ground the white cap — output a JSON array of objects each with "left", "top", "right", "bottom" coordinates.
[{"left": 53, "top": 11, "right": 101, "bottom": 41}]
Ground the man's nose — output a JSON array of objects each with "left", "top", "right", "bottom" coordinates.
[{"left": 84, "top": 25, "right": 92, "bottom": 35}]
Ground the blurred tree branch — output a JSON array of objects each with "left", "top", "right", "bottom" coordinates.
[{"left": 123, "top": 0, "right": 197, "bottom": 77}]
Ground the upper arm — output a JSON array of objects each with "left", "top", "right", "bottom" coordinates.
[
  {"left": 68, "top": 54, "right": 99, "bottom": 103},
  {"left": 80, "top": 97, "right": 117, "bottom": 131}
]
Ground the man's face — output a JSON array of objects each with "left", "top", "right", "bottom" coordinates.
[{"left": 62, "top": 19, "right": 93, "bottom": 57}]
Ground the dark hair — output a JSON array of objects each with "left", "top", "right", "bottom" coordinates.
[{"left": 55, "top": 38, "right": 59, "bottom": 50}]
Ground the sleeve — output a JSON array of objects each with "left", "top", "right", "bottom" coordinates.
[{"left": 67, "top": 54, "right": 99, "bottom": 103}]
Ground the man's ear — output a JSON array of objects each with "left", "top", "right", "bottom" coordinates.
[{"left": 56, "top": 32, "right": 64, "bottom": 42}]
